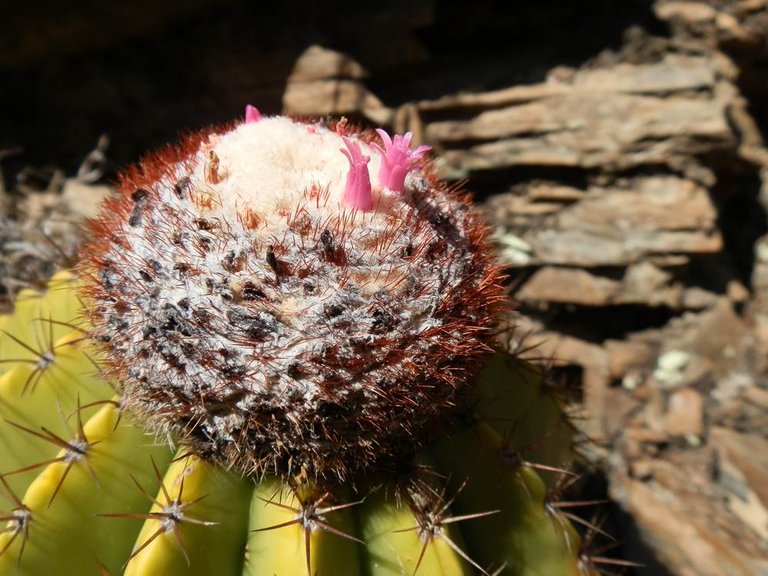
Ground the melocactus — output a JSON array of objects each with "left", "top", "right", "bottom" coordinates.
[{"left": 81, "top": 108, "right": 505, "bottom": 484}]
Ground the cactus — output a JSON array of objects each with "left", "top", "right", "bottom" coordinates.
[{"left": 0, "top": 110, "right": 600, "bottom": 575}]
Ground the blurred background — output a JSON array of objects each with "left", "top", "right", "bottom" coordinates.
[{"left": 1, "top": 1, "right": 767, "bottom": 573}]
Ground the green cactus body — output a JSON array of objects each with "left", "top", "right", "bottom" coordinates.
[
  {"left": 0, "top": 111, "right": 597, "bottom": 575},
  {"left": 0, "top": 274, "right": 592, "bottom": 575}
]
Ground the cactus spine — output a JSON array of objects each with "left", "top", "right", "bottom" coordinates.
[{"left": 0, "top": 110, "right": 599, "bottom": 575}]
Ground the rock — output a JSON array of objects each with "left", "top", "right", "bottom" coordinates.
[
  {"left": 60, "top": 179, "right": 112, "bottom": 220},
  {"left": 490, "top": 231, "right": 533, "bottom": 266},
  {"left": 425, "top": 54, "right": 734, "bottom": 173},
  {"left": 682, "top": 286, "right": 720, "bottom": 309},
  {"left": 518, "top": 267, "right": 619, "bottom": 306},
  {"left": 286, "top": 45, "right": 368, "bottom": 83},
  {"left": 516, "top": 262, "right": 683, "bottom": 308},
  {"left": 753, "top": 235, "right": 768, "bottom": 315},
  {"left": 756, "top": 314, "right": 768, "bottom": 354},
  {"left": 656, "top": 0, "right": 768, "bottom": 50},
  {"left": 711, "top": 427, "right": 768, "bottom": 541},
  {"left": 282, "top": 46, "right": 391, "bottom": 123},
  {"left": 629, "top": 459, "right": 655, "bottom": 480},
  {"left": 655, "top": 2, "right": 717, "bottom": 23},
  {"left": 711, "top": 371, "right": 754, "bottom": 404},
  {"left": 683, "top": 299, "right": 747, "bottom": 360},
  {"left": 610, "top": 467, "right": 768, "bottom": 576},
  {"left": 621, "top": 261, "right": 682, "bottom": 307},
  {"left": 664, "top": 387, "right": 704, "bottom": 438},
  {"left": 525, "top": 183, "right": 585, "bottom": 202},
  {"left": 603, "top": 387, "right": 643, "bottom": 439},
  {"left": 488, "top": 176, "right": 721, "bottom": 269},
  {"left": 623, "top": 426, "right": 669, "bottom": 445},
  {"left": 437, "top": 94, "right": 731, "bottom": 172},
  {"left": 605, "top": 339, "right": 655, "bottom": 379},
  {"left": 711, "top": 427, "right": 768, "bottom": 512},
  {"left": 283, "top": 79, "right": 390, "bottom": 121},
  {"left": 743, "top": 386, "right": 768, "bottom": 410},
  {"left": 531, "top": 177, "right": 721, "bottom": 264}
]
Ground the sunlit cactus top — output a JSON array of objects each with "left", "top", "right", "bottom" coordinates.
[{"left": 80, "top": 108, "right": 505, "bottom": 484}]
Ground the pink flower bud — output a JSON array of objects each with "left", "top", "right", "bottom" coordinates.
[
  {"left": 244, "top": 105, "right": 262, "bottom": 124},
  {"left": 372, "top": 129, "right": 431, "bottom": 193},
  {"left": 340, "top": 137, "right": 372, "bottom": 211}
]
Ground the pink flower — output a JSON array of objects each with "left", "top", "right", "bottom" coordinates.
[
  {"left": 340, "top": 137, "right": 372, "bottom": 211},
  {"left": 244, "top": 105, "right": 262, "bottom": 124},
  {"left": 372, "top": 129, "right": 431, "bottom": 193}
]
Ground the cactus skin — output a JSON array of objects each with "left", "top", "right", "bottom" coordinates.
[{"left": 0, "top": 113, "right": 600, "bottom": 575}]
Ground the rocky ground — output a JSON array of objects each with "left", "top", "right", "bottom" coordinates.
[{"left": 2, "top": 1, "right": 767, "bottom": 574}]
